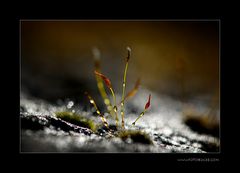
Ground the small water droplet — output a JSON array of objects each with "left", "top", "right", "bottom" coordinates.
[
  {"left": 104, "top": 99, "right": 110, "bottom": 105},
  {"left": 113, "top": 106, "right": 117, "bottom": 112},
  {"left": 67, "top": 101, "right": 74, "bottom": 109}
]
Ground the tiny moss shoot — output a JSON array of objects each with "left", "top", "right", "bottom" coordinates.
[
  {"left": 120, "top": 47, "right": 131, "bottom": 129},
  {"left": 92, "top": 47, "right": 115, "bottom": 118},
  {"left": 55, "top": 111, "right": 97, "bottom": 132},
  {"left": 94, "top": 71, "right": 119, "bottom": 127},
  {"left": 132, "top": 94, "right": 151, "bottom": 126},
  {"left": 84, "top": 92, "right": 109, "bottom": 129}
]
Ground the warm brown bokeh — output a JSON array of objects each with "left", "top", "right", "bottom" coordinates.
[{"left": 21, "top": 20, "right": 219, "bottom": 100}]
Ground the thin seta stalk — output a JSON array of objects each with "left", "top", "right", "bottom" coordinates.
[
  {"left": 132, "top": 94, "right": 151, "bottom": 126},
  {"left": 94, "top": 71, "right": 119, "bottom": 127},
  {"left": 120, "top": 47, "right": 131, "bottom": 129},
  {"left": 109, "top": 87, "right": 118, "bottom": 124},
  {"left": 84, "top": 91, "right": 109, "bottom": 129},
  {"left": 92, "top": 47, "right": 115, "bottom": 119}
]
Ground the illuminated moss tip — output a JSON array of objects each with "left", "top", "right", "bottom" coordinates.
[
  {"left": 126, "top": 46, "right": 131, "bottom": 62},
  {"left": 55, "top": 111, "right": 97, "bottom": 132}
]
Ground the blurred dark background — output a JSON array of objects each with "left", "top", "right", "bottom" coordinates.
[{"left": 21, "top": 20, "right": 219, "bottom": 106}]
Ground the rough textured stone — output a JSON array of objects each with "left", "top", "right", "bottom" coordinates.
[{"left": 20, "top": 91, "right": 220, "bottom": 153}]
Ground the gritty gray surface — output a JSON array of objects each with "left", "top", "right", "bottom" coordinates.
[{"left": 20, "top": 89, "right": 220, "bottom": 153}]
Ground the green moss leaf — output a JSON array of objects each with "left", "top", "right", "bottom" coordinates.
[
  {"left": 55, "top": 111, "right": 97, "bottom": 132},
  {"left": 118, "top": 130, "right": 153, "bottom": 145}
]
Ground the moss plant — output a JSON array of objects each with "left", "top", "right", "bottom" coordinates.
[
  {"left": 89, "top": 47, "right": 151, "bottom": 129},
  {"left": 118, "top": 130, "right": 153, "bottom": 145},
  {"left": 55, "top": 111, "right": 97, "bottom": 132},
  {"left": 55, "top": 47, "right": 152, "bottom": 145}
]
